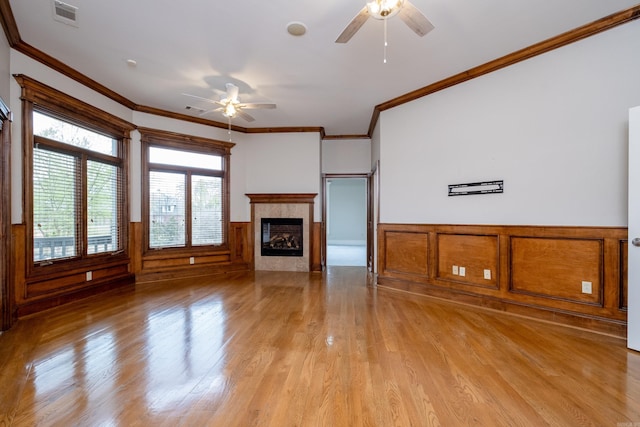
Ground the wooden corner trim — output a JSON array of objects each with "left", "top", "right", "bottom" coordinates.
[{"left": 0, "top": 0, "right": 20, "bottom": 46}]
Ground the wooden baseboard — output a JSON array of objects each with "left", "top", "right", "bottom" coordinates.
[
  {"left": 135, "top": 262, "right": 250, "bottom": 283},
  {"left": 377, "top": 276, "right": 626, "bottom": 338},
  {"left": 16, "top": 273, "right": 135, "bottom": 317}
]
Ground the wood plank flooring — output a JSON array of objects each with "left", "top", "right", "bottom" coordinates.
[{"left": 0, "top": 267, "right": 639, "bottom": 426}]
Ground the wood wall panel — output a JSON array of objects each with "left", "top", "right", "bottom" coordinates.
[
  {"left": 382, "top": 231, "right": 429, "bottom": 279},
  {"left": 621, "top": 240, "right": 628, "bottom": 310},
  {"left": 437, "top": 233, "right": 498, "bottom": 288},
  {"left": 312, "top": 222, "right": 322, "bottom": 272},
  {"left": 11, "top": 225, "right": 26, "bottom": 307},
  {"left": 230, "top": 222, "right": 252, "bottom": 264},
  {"left": 510, "top": 237, "right": 602, "bottom": 305},
  {"left": 377, "top": 223, "right": 628, "bottom": 336},
  {"left": 129, "top": 222, "right": 142, "bottom": 276}
]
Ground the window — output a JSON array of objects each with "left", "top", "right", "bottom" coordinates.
[
  {"left": 32, "top": 113, "right": 124, "bottom": 262},
  {"left": 16, "top": 74, "right": 132, "bottom": 271},
  {"left": 141, "top": 129, "right": 233, "bottom": 251},
  {"left": 33, "top": 112, "right": 123, "bottom": 262}
]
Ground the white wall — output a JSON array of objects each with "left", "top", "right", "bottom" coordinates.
[
  {"left": 380, "top": 21, "right": 640, "bottom": 226},
  {"left": 9, "top": 50, "right": 322, "bottom": 225},
  {"left": 322, "top": 139, "right": 371, "bottom": 174},
  {"left": 234, "top": 132, "right": 322, "bottom": 221},
  {"left": 0, "top": 29, "right": 10, "bottom": 103}
]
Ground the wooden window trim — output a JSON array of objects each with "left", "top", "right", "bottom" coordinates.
[
  {"left": 15, "top": 75, "right": 134, "bottom": 279},
  {"left": 139, "top": 127, "right": 234, "bottom": 256}
]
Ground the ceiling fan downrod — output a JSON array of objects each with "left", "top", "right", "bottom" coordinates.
[{"left": 383, "top": 17, "right": 388, "bottom": 63}]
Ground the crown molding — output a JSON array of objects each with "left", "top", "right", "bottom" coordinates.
[
  {"left": 368, "top": 4, "right": 640, "bottom": 134},
  {"left": 1, "top": 1, "right": 638, "bottom": 140},
  {"left": 0, "top": 0, "right": 19, "bottom": 46}
]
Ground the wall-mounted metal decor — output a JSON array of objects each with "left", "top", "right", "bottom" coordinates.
[{"left": 448, "top": 180, "right": 503, "bottom": 196}]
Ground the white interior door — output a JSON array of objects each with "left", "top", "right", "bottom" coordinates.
[{"left": 628, "top": 105, "right": 640, "bottom": 351}]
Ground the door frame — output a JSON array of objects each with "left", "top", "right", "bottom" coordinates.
[
  {"left": 628, "top": 105, "right": 640, "bottom": 351},
  {"left": 0, "top": 97, "right": 13, "bottom": 331},
  {"left": 321, "top": 173, "right": 373, "bottom": 270}
]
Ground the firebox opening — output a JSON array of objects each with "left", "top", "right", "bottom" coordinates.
[{"left": 261, "top": 218, "right": 303, "bottom": 257}]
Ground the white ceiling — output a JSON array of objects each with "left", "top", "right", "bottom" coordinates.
[{"left": 7, "top": 0, "right": 640, "bottom": 136}]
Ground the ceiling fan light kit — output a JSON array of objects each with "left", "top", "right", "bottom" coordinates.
[
  {"left": 222, "top": 102, "right": 238, "bottom": 118},
  {"left": 335, "top": 0, "right": 435, "bottom": 62},
  {"left": 366, "top": 0, "right": 404, "bottom": 19},
  {"left": 183, "top": 83, "right": 276, "bottom": 123}
]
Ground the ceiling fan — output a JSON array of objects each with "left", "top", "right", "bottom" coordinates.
[
  {"left": 184, "top": 83, "right": 276, "bottom": 123},
  {"left": 335, "top": 0, "right": 434, "bottom": 44}
]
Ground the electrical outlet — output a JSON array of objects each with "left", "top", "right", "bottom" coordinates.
[
  {"left": 484, "top": 269, "right": 491, "bottom": 280},
  {"left": 452, "top": 265, "right": 459, "bottom": 275},
  {"left": 459, "top": 267, "right": 466, "bottom": 277},
  {"left": 190, "top": 257, "right": 195, "bottom": 265},
  {"left": 581, "top": 281, "right": 592, "bottom": 294},
  {"left": 86, "top": 271, "right": 92, "bottom": 281}
]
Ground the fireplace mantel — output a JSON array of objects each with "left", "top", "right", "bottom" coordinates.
[
  {"left": 246, "top": 193, "right": 317, "bottom": 272},
  {"left": 246, "top": 193, "right": 317, "bottom": 204}
]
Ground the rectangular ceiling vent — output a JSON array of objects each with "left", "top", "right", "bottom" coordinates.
[{"left": 52, "top": 0, "right": 78, "bottom": 27}]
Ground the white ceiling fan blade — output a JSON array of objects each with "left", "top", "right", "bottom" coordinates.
[
  {"left": 182, "top": 92, "right": 223, "bottom": 106},
  {"left": 199, "top": 107, "right": 223, "bottom": 117},
  {"left": 398, "top": 1, "right": 434, "bottom": 37},
  {"left": 225, "top": 83, "right": 240, "bottom": 102},
  {"left": 240, "top": 103, "right": 277, "bottom": 110},
  {"left": 236, "top": 109, "right": 255, "bottom": 122},
  {"left": 335, "top": 6, "right": 369, "bottom": 43},
  {"left": 185, "top": 104, "right": 222, "bottom": 115}
]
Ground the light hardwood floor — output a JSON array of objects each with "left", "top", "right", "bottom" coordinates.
[{"left": 0, "top": 267, "right": 639, "bottom": 426}]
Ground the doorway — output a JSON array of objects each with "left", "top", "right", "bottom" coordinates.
[{"left": 323, "top": 175, "right": 369, "bottom": 267}]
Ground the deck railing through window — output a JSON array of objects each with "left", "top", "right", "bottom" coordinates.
[{"left": 33, "top": 235, "right": 114, "bottom": 261}]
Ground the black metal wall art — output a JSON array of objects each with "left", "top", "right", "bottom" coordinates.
[{"left": 448, "top": 180, "right": 503, "bottom": 196}]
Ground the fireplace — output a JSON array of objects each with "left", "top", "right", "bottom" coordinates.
[
  {"left": 247, "top": 193, "right": 316, "bottom": 272},
  {"left": 261, "top": 218, "right": 303, "bottom": 257}
]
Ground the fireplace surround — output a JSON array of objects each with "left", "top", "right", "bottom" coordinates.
[{"left": 247, "top": 193, "right": 316, "bottom": 272}]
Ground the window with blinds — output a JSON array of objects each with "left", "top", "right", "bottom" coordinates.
[
  {"left": 32, "top": 111, "right": 124, "bottom": 263},
  {"left": 147, "top": 145, "right": 225, "bottom": 250},
  {"left": 33, "top": 147, "right": 81, "bottom": 261},
  {"left": 149, "top": 171, "right": 186, "bottom": 248},
  {"left": 192, "top": 175, "right": 223, "bottom": 245}
]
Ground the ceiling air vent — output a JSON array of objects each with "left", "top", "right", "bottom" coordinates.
[{"left": 52, "top": 0, "right": 78, "bottom": 27}]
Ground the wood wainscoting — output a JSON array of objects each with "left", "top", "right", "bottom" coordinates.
[
  {"left": 377, "top": 224, "right": 628, "bottom": 336},
  {"left": 11, "top": 219, "right": 316, "bottom": 318},
  {"left": 132, "top": 222, "right": 252, "bottom": 283},
  {"left": 12, "top": 224, "right": 135, "bottom": 317}
]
